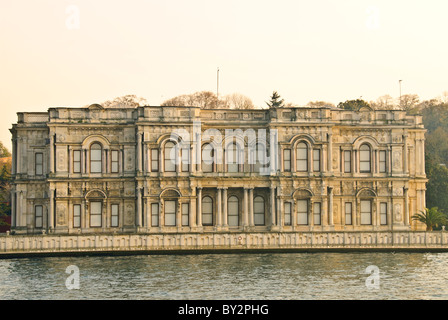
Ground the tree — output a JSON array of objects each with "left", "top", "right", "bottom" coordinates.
[
  {"left": 101, "top": 95, "right": 148, "bottom": 108},
  {"left": 223, "top": 93, "right": 255, "bottom": 109},
  {"left": 375, "top": 94, "right": 395, "bottom": 109},
  {"left": 0, "top": 155, "right": 11, "bottom": 227},
  {"left": 161, "top": 91, "right": 255, "bottom": 109},
  {"left": 411, "top": 207, "right": 447, "bottom": 231},
  {"left": 266, "top": 91, "right": 285, "bottom": 108},
  {"left": 306, "top": 101, "right": 335, "bottom": 108},
  {"left": 400, "top": 94, "right": 420, "bottom": 112},
  {"left": 337, "top": 99, "right": 371, "bottom": 111}
]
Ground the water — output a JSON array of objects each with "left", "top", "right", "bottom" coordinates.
[{"left": 0, "top": 252, "right": 447, "bottom": 300}]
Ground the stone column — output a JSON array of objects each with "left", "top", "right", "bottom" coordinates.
[
  {"left": 197, "top": 187, "right": 202, "bottom": 227},
  {"left": 277, "top": 187, "right": 282, "bottom": 228},
  {"left": 49, "top": 135, "right": 54, "bottom": 174},
  {"left": 327, "top": 133, "right": 332, "bottom": 173},
  {"left": 403, "top": 134, "right": 408, "bottom": 174},
  {"left": 270, "top": 187, "right": 276, "bottom": 227},
  {"left": 404, "top": 187, "right": 409, "bottom": 226},
  {"left": 243, "top": 188, "right": 249, "bottom": 228},
  {"left": 49, "top": 189, "right": 54, "bottom": 230},
  {"left": 81, "top": 198, "right": 86, "bottom": 229},
  {"left": 217, "top": 188, "right": 222, "bottom": 227},
  {"left": 10, "top": 191, "right": 15, "bottom": 228},
  {"left": 136, "top": 187, "right": 142, "bottom": 228},
  {"left": 328, "top": 186, "right": 334, "bottom": 226},
  {"left": 249, "top": 188, "right": 254, "bottom": 227},
  {"left": 222, "top": 188, "right": 228, "bottom": 227},
  {"left": 137, "top": 133, "right": 142, "bottom": 173}
]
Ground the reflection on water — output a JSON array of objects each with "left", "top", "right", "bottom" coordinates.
[{"left": 0, "top": 252, "right": 448, "bottom": 300}]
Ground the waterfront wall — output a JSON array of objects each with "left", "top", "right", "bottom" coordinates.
[{"left": 1, "top": 231, "right": 448, "bottom": 257}]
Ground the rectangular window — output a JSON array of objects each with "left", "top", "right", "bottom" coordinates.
[
  {"left": 111, "top": 204, "right": 119, "bottom": 227},
  {"left": 345, "top": 202, "right": 352, "bottom": 225},
  {"left": 73, "top": 204, "right": 81, "bottom": 228},
  {"left": 111, "top": 150, "right": 119, "bottom": 173},
  {"left": 35, "top": 205, "right": 43, "bottom": 228},
  {"left": 344, "top": 151, "right": 351, "bottom": 173},
  {"left": 151, "top": 203, "right": 159, "bottom": 227},
  {"left": 313, "top": 202, "right": 321, "bottom": 225},
  {"left": 360, "top": 200, "right": 372, "bottom": 225},
  {"left": 35, "top": 153, "right": 43, "bottom": 175},
  {"left": 283, "top": 149, "right": 291, "bottom": 172},
  {"left": 297, "top": 200, "right": 308, "bottom": 225},
  {"left": 164, "top": 200, "right": 176, "bottom": 226},
  {"left": 379, "top": 150, "right": 387, "bottom": 173},
  {"left": 181, "top": 203, "right": 189, "bottom": 226},
  {"left": 313, "top": 149, "right": 320, "bottom": 172},
  {"left": 151, "top": 149, "right": 159, "bottom": 172},
  {"left": 380, "top": 202, "right": 387, "bottom": 225},
  {"left": 90, "top": 201, "right": 102, "bottom": 227},
  {"left": 181, "top": 148, "right": 189, "bottom": 172},
  {"left": 284, "top": 202, "right": 292, "bottom": 226},
  {"left": 73, "top": 150, "right": 81, "bottom": 173}
]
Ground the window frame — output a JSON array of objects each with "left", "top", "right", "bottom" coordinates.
[
  {"left": 254, "top": 196, "right": 265, "bottom": 226},
  {"left": 296, "top": 142, "right": 308, "bottom": 172},
  {"left": 90, "top": 143, "right": 102, "bottom": 174},
  {"left": 35, "top": 205, "right": 43, "bottom": 228},
  {"left": 73, "top": 150, "right": 81, "bottom": 173},
  {"left": 202, "top": 196, "right": 214, "bottom": 226},
  {"left": 89, "top": 201, "right": 102, "bottom": 227},
  {"left": 35, "top": 152, "right": 43, "bottom": 176},
  {"left": 73, "top": 204, "right": 81, "bottom": 228},
  {"left": 111, "top": 204, "right": 119, "bottom": 227},
  {"left": 111, "top": 150, "right": 119, "bottom": 173},
  {"left": 359, "top": 144, "right": 371, "bottom": 173}
]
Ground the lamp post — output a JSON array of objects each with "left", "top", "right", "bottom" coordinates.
[{"left": 399, "top": 80, "right": 403, "bottom": 107}]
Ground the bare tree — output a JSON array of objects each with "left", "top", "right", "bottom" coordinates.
[
  {"left": 306, "top": 101, "right": 335, "bottom": 108},
  {"left": 223, "top": 93, "right": 254, "bottom": 109},
  {"left": 400, "top": 94, "right": 420, "bottom": 111},
  {"left": 101, "top": 95, "right": 148, "bottom": 108},
  {"left": 375, "top": 94, "right": 395, "bottom": 109},
  {"left": 161, "top": 91, "right": 254, "bottom": 109}
]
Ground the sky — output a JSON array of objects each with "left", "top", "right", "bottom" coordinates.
[{"left": 1, "top": 0, "right": 448, "bottom": 150}]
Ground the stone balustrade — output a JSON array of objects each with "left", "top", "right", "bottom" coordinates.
[{"left": 1, "top": 231, "right": 447, "bottom": 257}]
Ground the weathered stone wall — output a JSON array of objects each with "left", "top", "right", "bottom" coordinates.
[{"left": 1, "top": 231, "right": 447, "bottom": 257}]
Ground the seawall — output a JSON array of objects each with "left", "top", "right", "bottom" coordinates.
[{"left": 1, "top": 231, "right": 448, "bottom": 258}]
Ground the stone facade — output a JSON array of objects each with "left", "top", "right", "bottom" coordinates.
[{"left": 10, "top": 104, "right": 427, "bottom": 235}]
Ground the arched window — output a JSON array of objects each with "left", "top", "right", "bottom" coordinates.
[
  {"left": 227, "top": 143, "right": 240, "bottom": 173},
  {"left": 164, "top": 141, "right": 177, "bottom": 172},
  {"left": 202, "top": 196, "right": 213, "bottom": 226},
  {"left": 228, "top": 196, "right": 239, "bottom": 226},
  {"left": 90, "top": 143, "right": 102, "bottom": 173},
  {"left": 254, "top": 196, "right": 265, "bottom": 226},
  {"left": 359, "top": 144, "right": 371, "bottom": 173},
  {"left": 202, "top": 143, "right": 215, "bottom": 173},
  {"left": 296, "top": 142, "right": 308, "bottom": 172}
]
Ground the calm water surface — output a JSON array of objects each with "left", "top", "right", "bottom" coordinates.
[{"left": 0, "top": 252, "right": 447, "bottom": 300}]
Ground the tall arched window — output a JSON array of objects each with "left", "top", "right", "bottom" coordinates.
[
  {"left": 202, "top": 143, "right": 215, "bottom": 173},
  {"left": 227, "top": 143, "right": 240, "bottom": 173},
  {"left": 359, "top": 144, "right": 371, "bottom": 173},
  {"left": 90, "top": 143, "right": 102, "bottom": 173},
  {"left": 164, "top": 141, "right": 177, "bottom": 172},
  {"left": 254, "top": 196, "right": 265, "bottom": 226},
  {"left": 228, "top": 196, "right": 239, "bottom": 226},
  {"left": 202, "top": 196, "right": 213, "bottom": 226},
  {"left": 296, "top": 142, "right": 308, "bottom": 172}
]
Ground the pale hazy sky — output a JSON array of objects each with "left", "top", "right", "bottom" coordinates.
[{"left": 1, "top": 0, "right": 448, "bottom": 150}]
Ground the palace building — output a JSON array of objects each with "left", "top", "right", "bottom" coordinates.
[{"left": 9, "top": 104, "right": 427, "bottom": 234}]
